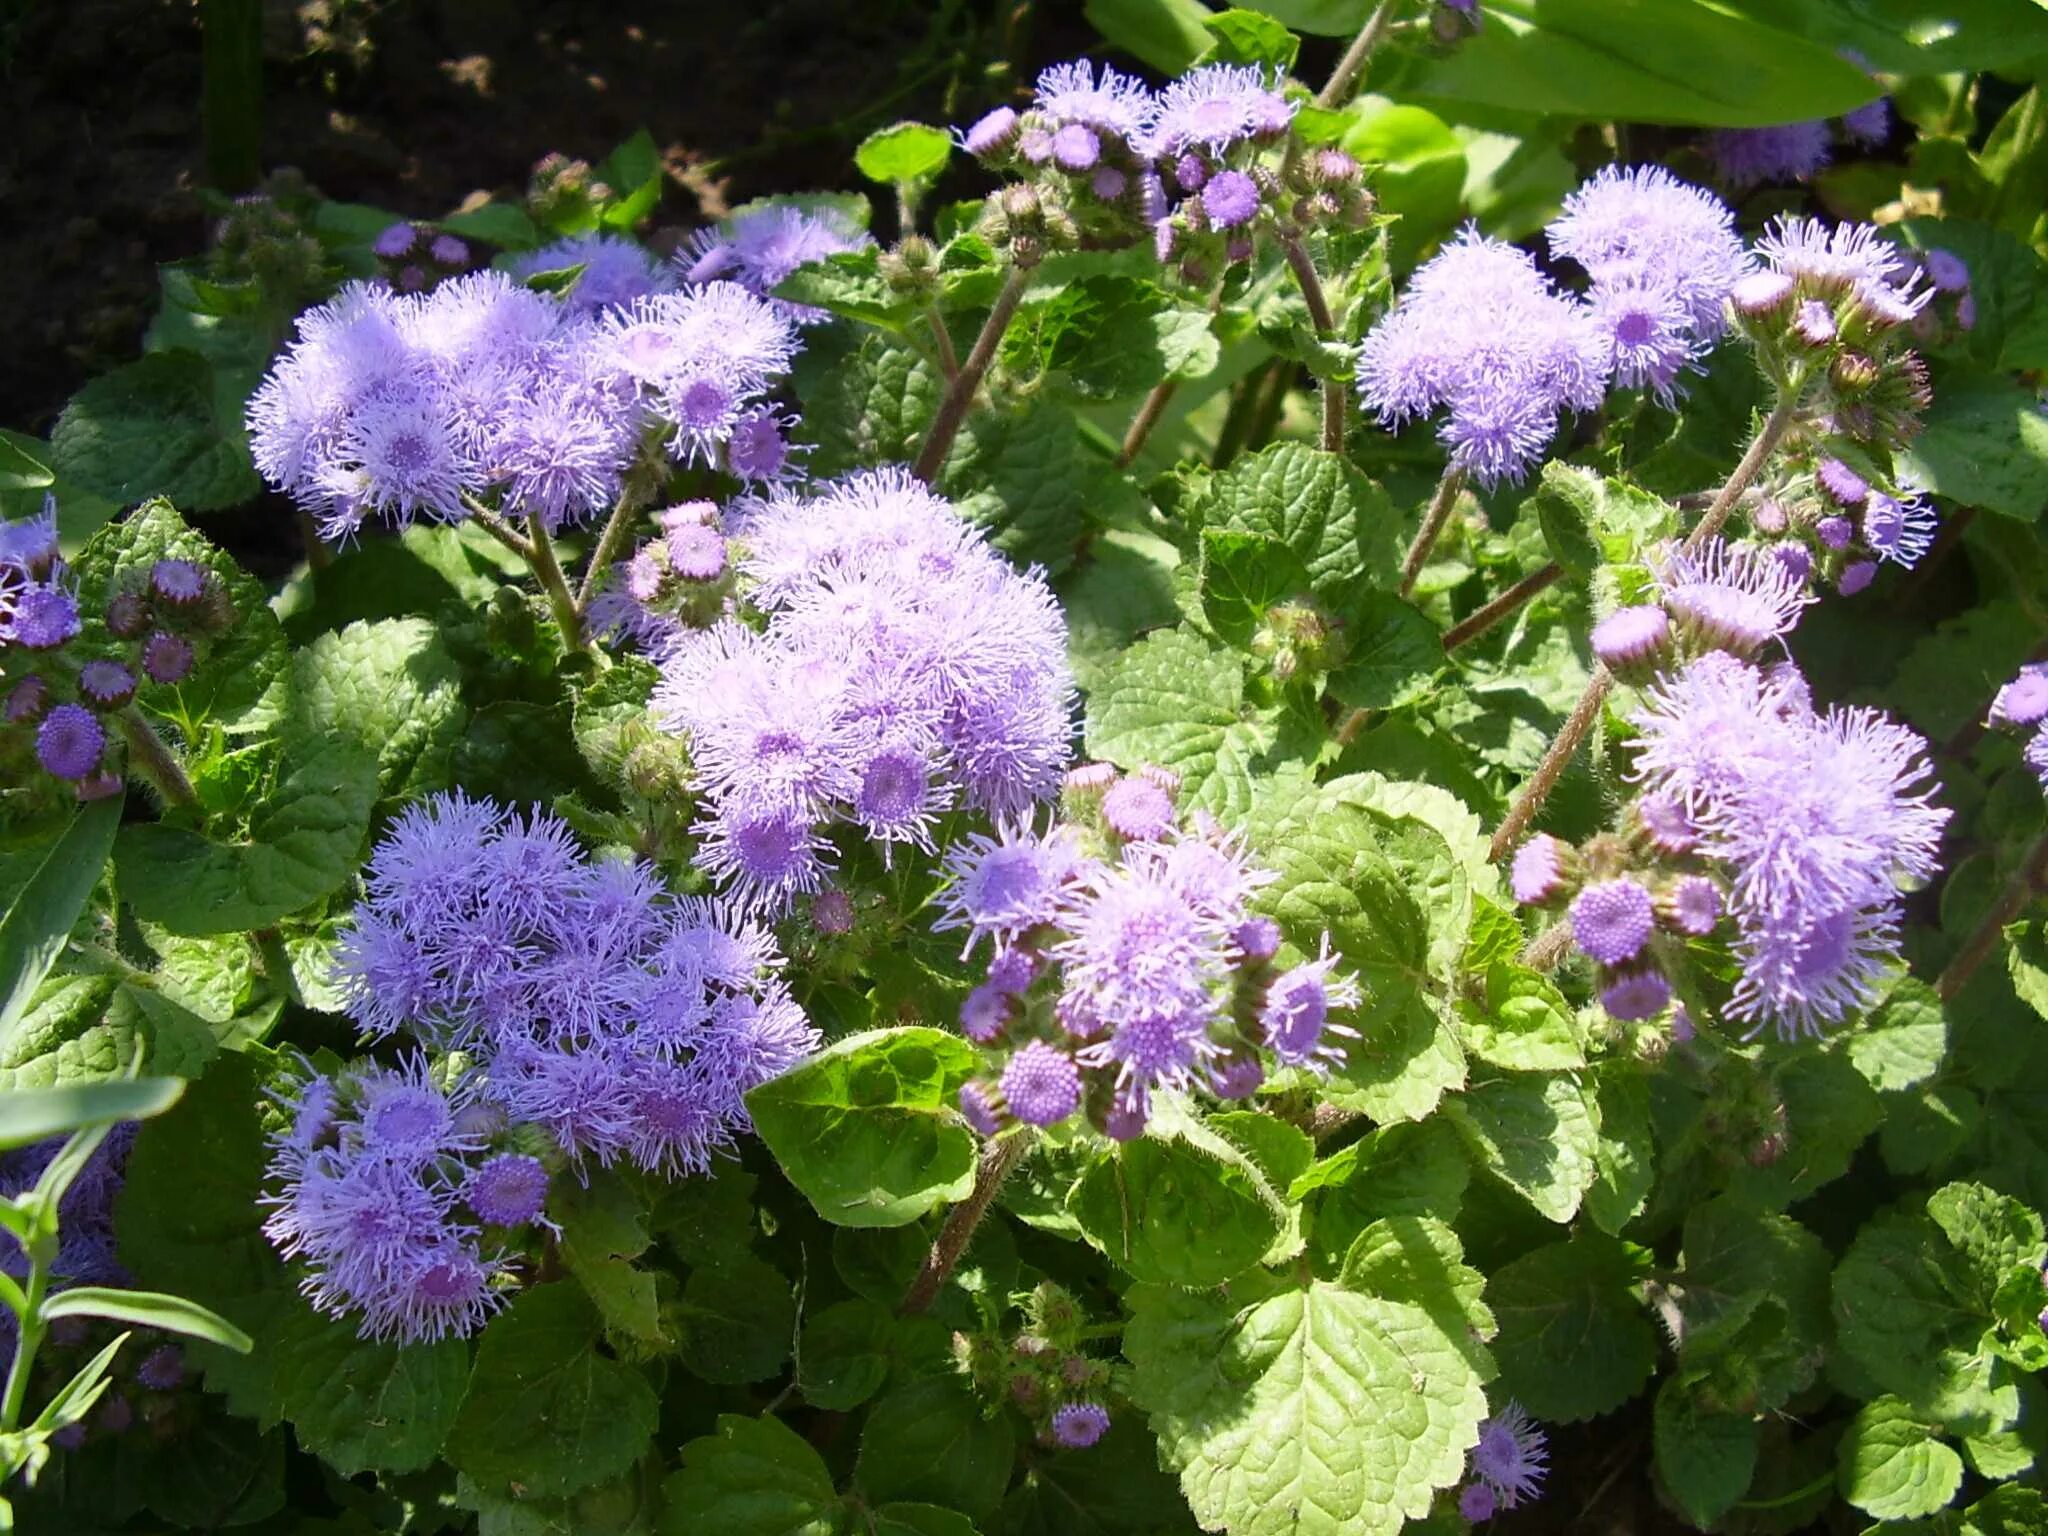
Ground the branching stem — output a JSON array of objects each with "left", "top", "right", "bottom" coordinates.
[
  {"left": 1399, "top": 465, "right": 1466, "bottom": 598},
  {"left": 1938, "top": 831, "right": 2048, "bottom": 1003},
  {"left": 900, "top": 1131, "right": 1034, "bottom": 1315},
  {"left": 524, "top": 515, "right": 586, "bottom": 652},
  {"left": 1317, "top": 0, "right": 1399, "bottom": 109},
  {"left": 914, "top": 264, "right": 1031, "bottom": 482},
  {"left": 1486, "top": 388, "right": 1804, "bottom": 862},
  {"left": 1278, "top": 236, "right": 1347, "bottom": 456},
  {"left": 116, "top": 707, "right": 197, "bottom": 808},
  {"left": 1443, "top": 562, "right": 1563, "bottom": 652}
]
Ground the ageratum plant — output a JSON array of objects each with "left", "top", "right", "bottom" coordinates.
[{"left": 5, "top": 2, "right": 2048, "bottom": 1533}]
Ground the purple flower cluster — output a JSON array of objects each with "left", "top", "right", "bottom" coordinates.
[
  {"left": 262, "top": 1059, "right": 520, "bottom": 1343},
  {"left": 651, "top": 470, "right": 1073, "bottom": 912},
  {"left": 1, "top": 1123, "right": 136, "bottom": 1304},
  {"left": 247, "top": 268, "right": 800, "bottom": 541},
  {"left": 333, "top": 792, "right": 819, "bottom": 1174},
  {"left": 680, "top": 204, "right": 872, "bottom": 325},
  {"left": 933, "top": 766, "right": 1357, "bottom": 1137},
  {"left": 1358, "top": 226, "right": 1607, "bottom": 487},
  {"left": 2, "top": 503, "right": 230, "bottom": 798},
  {"left": 1990, "top": 663, "right": 2048, "bottom": 792},
  {"left": 1458, "top": 1402, "right": 1547, "bottom": 1521},
  {"left": 960, "top": 59, "right": 1360, "bottom": 280},
  {"left": 1592, "top": 536, "right": 1814, "bottom": 677},
  {"left": 1705, "top": 64, "right": 1892, "bottom": 189},
  {"left": 1545, "top": 166, "right": 1750, "bottom": 402},
  {"left": 1521, "top": 653, "right": 1946, "bottom": 1038},
  {"left": 508, "top": 232, "right": 676, "bottom": 316}
]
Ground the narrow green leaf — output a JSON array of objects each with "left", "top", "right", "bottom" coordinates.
[
  {"left": 0, "top": 1079, "right": 184, "bottom": 1151},
  {"left": 0, "top": 800, "right": 121, "bottom": 1052},
  {"left": 39, "top": 1286, "right": 253, "bottom": 1351}
]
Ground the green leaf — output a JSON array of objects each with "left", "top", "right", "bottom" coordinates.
[
  {"left": 1411, "top": 0, "right": 1882, "bottom": 127},
  {"left": 557, "top": 1173, "right": 664, "bottom": 1346},
  {"left": 276, "top": 618, "right": 468, "bottom": 801},
  {"left": 745, "top": 1027, "right": 978, "bottom": 1228},
  {"left": 1456, "top": 964, "right": 1584, "bottom": 1072},
  {"left": 1672, "top": 1197, "right": 1831, "bottom": 1413},
  {"left": 1001, "top": 1416, "right": 1196, "bottom": 1536},
  {"left": 675, "top": 1252, "right": 797, "bottom": 1384},
  {"left": 943, "top": 395, "right": 1124, "bottom": 572},
  {"left": 51, "top": 350, "right": 260, "bottom": 512},
  {"left": 1489, "top": 1234, "right": 1655, "bottom": 1423},
  {"left": 0, "top": 800, "right": 120, "bottom": 1053},
  {"left": 445, "top": 1284, "right": 660, "bottom": 1500},
  {"left": 773, "top": 248, "right": 917, "bottom": 332},
  {"left": 1839, "top": 1396, "right": 1965, "bottom": 1520},
  {"left": 1323, "top": 982, "right": 1467, "bottom": 1126},
  {"left": 1530, "top": 462, "right": 1604, "bottom": 579},
  {"left": 1124, "top": 1217, "right": 1492, "bottom": 1536},
  {"left": 596, "top": 129, "right": 664, "bottom": 232},
  {"left": 1849, "top": 978, "right": 1949, "bottom": 1092},
  {"left": 39, "top": 1286, "right": 251, "bottom": 1350},
  {"left": 1085, "top": 626, "right": 1312, "bottom": 819},
  {"left": 1724, "top": 1049, "right": 1882, "bottom": 1210},
  {"left": 663, "top": 1412, "right": 838, "bottom": 1536},
  {"left": 442, "top": 202, "right": 544, "bottom": 249},
  {"left": 1257, "top": 784, "right": 1430, "bottom": 982},
  {"left": 1006, "top": 277, "right": 1219, "bottom": 401},
  {"left": 1191, "top": 442, "right": 1401, "bottom": 600},
  {"left": 265, "top": 1304, "right": 470, "bottom": 1476},
  {"left": 1298, "top": 1119, "right": 1469, "bottom": 1268},
  {"left": 797, "top": 1298, "right": 894, "bottom": 1411},
  {"left": 1901, "top": 367, "right": 2048, "bottom": 520},
  {"left": 1324, "top": 594, "right": 1442, "bottom": 712},
  {"left": 0, "top": 1078, "right": 184, "bottom": 1150},
  {"left": 1889, "top": 598, "right": 2044, "bottom": 743},
  {"left": 1197, "top": 7, "right": 1300, "bottom": 69},
  {"left": 1082, "top": 0, "right": 1214, "bottom": 73},
  {"left": 1342, "top": 102, "right": 1466, "bottom": 267},
  {"left": 855, "top": 1376, "right": 1016, "bottom": 1527},
  {"left": 793, "top": 330, "right": 941, "bottom": 479},
  {"left": 0, "top": 433, "right": 53, "bottom": 493},
  {"left": 855, "top": 122, "right": 953, "bottom": 186},
  {"left": 1653, "top": 1377, "right": 1758, "bottom": 1528},
  {"left": 1446, "top": 1071, "right": 1599, "bottom": 1223},
  {"left": 1200, "top": 530, "right": 1315, "bottom": 649},
  {"left": 1069, "top": 1101, "right": 1286, "bottom": 1286},
  {"left": 114, "top": 736, "right": 378, "bottom": 935}
]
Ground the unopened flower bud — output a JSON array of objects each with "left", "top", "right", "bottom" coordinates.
[{"left": 105, "top": 590, "right": 150, "bottom": 638}]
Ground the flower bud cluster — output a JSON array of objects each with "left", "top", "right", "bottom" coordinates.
[
  {"left": 955, "top": 1282, "right": 1114, "bottom": 1450},
  {"left": 934, "top": 763, "right": 1358, "bottom": 1139},
  {"left": 1737, "top": 451, "right": 1939, "bottom": 596},
  {"left": 371, "top": 220, "right": 474, "bottom": 295},
  {"left": 206, "top": 172, "right": 330, "bottom": 311},
  {"left": 1, "top": 503, "right": 231, "bottom": 802},
  {"left": 958, "top": 58, "right": 1367, "bottom": 282},
  {"left": 1732, "top": 215, "right": 1935, "bottom": 451}
]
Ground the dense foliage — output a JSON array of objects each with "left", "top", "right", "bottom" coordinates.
[{"left": 6, "top": 1, "right": 2048, "bottom": 1532}]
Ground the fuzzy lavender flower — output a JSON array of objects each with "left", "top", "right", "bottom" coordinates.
[
  {"left": 1655, "top": 538, "right": 1815, "bottom": 656},
  {"left": 509, "top": 233, "right": 675, "bottom": 315},
  {"left": 933, "top": 824, "right": 1087, "bottom": 957},
  {"left": 36, "top": 704, "right": 104, "bottom": 781},
  {"left": 141, "top": 630, "right": 195, "bottom": 685},
  {"left": 1547, "top": 165, "right": 1748, "bottom": 334},
  {"left": 1051, "top": 1401, "right": 1111, "bottom": 1449},
  {"left": 1470, "top": 1402, "right": 1547, "bottom": 1509},
  {"left": 1665, "top": 875, "right": 1723, "bottom": 936},
  {"left": 1841, "top": 97, "right": 1892, "bottom": 147},
  {"left": 1146, "top": 64, "right": 1292, "bottom": 163},
  {"left": 1035, "top": 59, "right": 1155, "bottom": 145},
  {"left": 1592, "top": 605, "right": 1672, "bottom": 675},
  {"left": 1101, "top": 775, "right": 1175, "bottom": 842},
  {"left": 1864, "top": 491, "right": 1937, "bottom": 567},
  {"left": 1258, "top": 938, "right": 1360, "bottom": 1069},
  {"left": 1991, "top": 665, "right": 2048, "bottom": 729},
  {"left": 1631, "top": 655, "right": 1948, "bottom": 1036},
  {"left": 7, "top": 579, "right": 80, "bottom": 650},
  {"left": 1001, "top": 1041, "right": 1084, "bottom": 1127},
  {"left": 1201, "top": 170, "right": 1261, "bottom": 230},
  {"left": 1358, "top": 226, "right": 1606, "bottom": 487},
  {"left": 333, "top": 794, "right": 818, "bottom": 1172},
  {"left": 1510, "top": 834, "right": 1570, "bottom": 905},
  {"left": 654, "top": 471, "right": 1074, "bottom": 910},
  {"left": 1707, "top": 122, "right": 1831, "bottom": 189},
  {"left": 1922, "top": 248, "right": 1970, "bottom": 293},
  {"left": 1600, "top": 969, "right": 1671, "bottom": 1021},
  {"left": 465, "top": 1153, "right": 549, "bottom": 1226},
  {"left": 1570, "top": 878, "right": 1655, "bottom": 965},
  {"left": 1755, "top": 215, "right": 1931, "bottom": 322},
  {"left": 680, "top": 205, "right": 871, "bottom": 325},
  {"left": 963, "top": 106, "right": 1021, "bottom": 160},
  {"left": 0, "top": 503, "right": 58, "bottom": 574}
]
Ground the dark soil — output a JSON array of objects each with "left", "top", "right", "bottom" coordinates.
[{"left": 0, "top": 0, "right": 1067, "bottom": 435}]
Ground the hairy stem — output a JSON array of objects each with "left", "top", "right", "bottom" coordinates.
[
  {"left": 575, "top": 479, "right": 654, "bottom": 613},
  {"left": 927, "top": 307, "right": 960, "bottom": 382},
  {"left": 254, "top": 927, "right": 303, "bottom": 1007},
  {"left": 1444, "top": 561, "right": 1564, "bottom": 652},
  {"left": 1399, "top": 465, "right": 1467, "bottom": 598},
  {"left": 465, "top": 500, "right": 535, "bottom": 560},
  {"left": 901, "top": 1131, "right": 1034, "bottom": 1315},
  {"left": 1278, "top": 236, "right": 1346, "bottom": 456},
  {"left": 1521, "top": 922, "right": 1575, "bottom": 973},
  {"left": 1938, "top": 832, "right": 2048, "bottom": 1003},
  {"left": 1317, "top": 0, "right": 1399, "bottom": 108},
  {"left": 116, "top": 707, "right": 197, "bottom": 808},
  {"left": 1117, "top": 379, "right": 1179, "bottom": 470},
  {"left": 1309, "top": 1102, "right": 1364, "bottom": 1142},
  {"left": 295, "top": 511, "right": 332, "bottom": 572},
  {"left": 525, "top": 515, "right": 586, "bottom": 651},
  {"left": 913, "top": 265, "right": 1031, "bottom": 482},
  {"left": 1486, "top": 393, "right": 1803, "bottom": 862}
]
